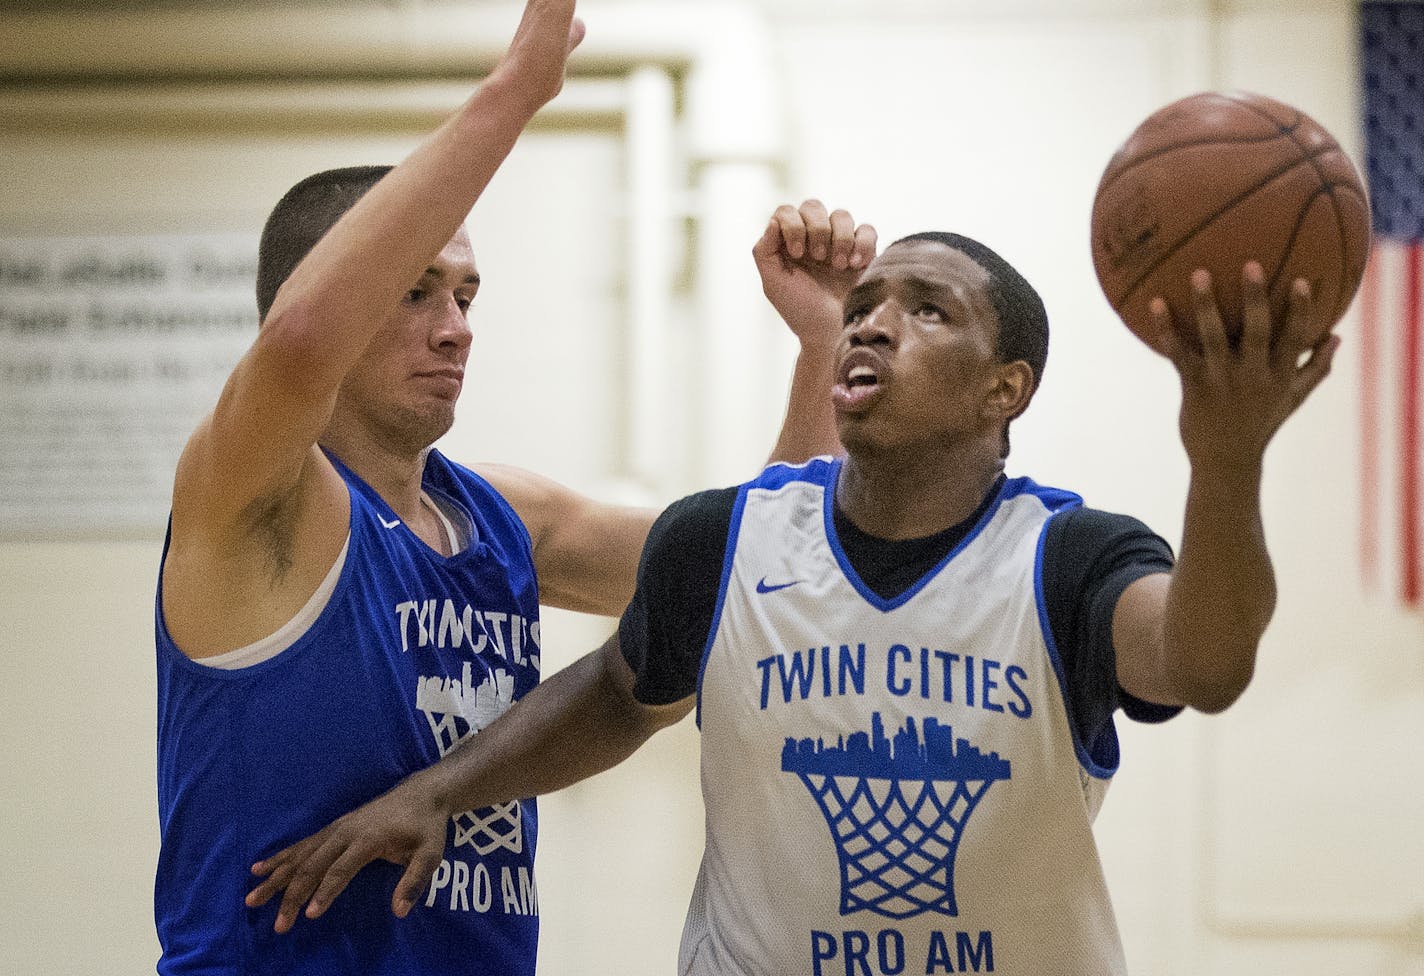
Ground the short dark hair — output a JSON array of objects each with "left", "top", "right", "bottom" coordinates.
[
  {"left": 892, "top": 231, "right": 1049, "bottom": 396},
  {"left": 255, "top": 165, "right": 394, "bottom": 323}
]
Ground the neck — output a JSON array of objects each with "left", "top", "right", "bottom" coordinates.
[
  {"left": 320, "top": 416, "right": 430, "bottom": 521},
  {"left": 837, "top": 445, "right": 1004, "bottom": 540}
]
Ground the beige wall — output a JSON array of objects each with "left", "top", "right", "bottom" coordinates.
[{"left": 1, "top": 1, "right": 1420, "bottom": 974}]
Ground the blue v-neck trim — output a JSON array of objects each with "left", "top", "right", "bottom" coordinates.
[{"left": 822, "top": 458, "right": 1019, "bottom": 613}]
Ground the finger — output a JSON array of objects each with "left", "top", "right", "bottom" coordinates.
[
  {"left": 850, "top": 223, "right": 877, "bottom": 270},
  {"left": 798, "top": 199, "right": 832, "bottom": 262},
  {"left": 1285, "top": 332, "right": 1340, "bottom": 413},
  {"left": 392, "top": 839, "right": 448, "bottom": 919},
  {"left": 828, "top": 209, "right": 856, "bottom": 270},
  {"left": 566, "top": 16, "right": 586, "bottom": 55},
  {"left": 1276, "top": 276, "right": 1317, "bottom": 365},
  {"left": 1238, "top": 261, "right": 1271, "bottom": 369},
  {"left": 247, "top": 860, "right": 295, "bottom": 909},
  {"left": 305, "top": 841, "right": 381, "bottom": 920},
  {"left": 771, "top": 203, "right": 807, "bottom": 260},
  {"left": 273, "top": 835, "right": 350, "bottom": 934},
  {"left": 247, "top": 838, "right": 318, "bottom": 907},
  {"left": 751, "top": 218, "right": 781, "bottom": 266},
  {"left": 1145, "top": 296, "right": 1192, "bottom": 372},
  {"left": 1190, "top": 268, "right": 1232, "bottom": 377}
]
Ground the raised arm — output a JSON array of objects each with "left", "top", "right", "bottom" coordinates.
[
  {"left": 491, "top": 201, "right": 876, "bottom": 617},
  {"left": 757, "top": 199, "right": 877, "bottom": 464},
  {"left": 170, "top": 0, "right": 583, "bottom": 551},
  {"left": 246, "top": 631, "right": 688, "bottom": 932},
  {"left": 1112, "top": 262, "right": 1338, "bottom": 713}
]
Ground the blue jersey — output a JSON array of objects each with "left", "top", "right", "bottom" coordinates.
[{"left": 155, "top": 450, "right": 542, "bottom": 975}]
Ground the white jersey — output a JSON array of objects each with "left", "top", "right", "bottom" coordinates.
[{"left": 681, "top": 458, "right": 1126, "bottom": 976}]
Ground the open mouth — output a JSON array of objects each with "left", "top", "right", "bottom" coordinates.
[
  {"left": 846, "top": 365, "right": 878, "bottom": 389},
  {"left": 833, "top": 353, "right": 884, "bottom": 412}
]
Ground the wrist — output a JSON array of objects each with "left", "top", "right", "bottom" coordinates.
[
  {"left": 410, "top": 762, "right": 462, "bottom": 818},
  {"left": 470, "top": 72, "right": 547, "bottom": 125},
  {"left": 1184, "top": 458, "right": 1264, "bottom": 515},
  {"left": 1184, "top": 438, "right": 1264, "bottom": 480},
  {"left": 791, "top": 325, "right": 839, "bottom": 361}
]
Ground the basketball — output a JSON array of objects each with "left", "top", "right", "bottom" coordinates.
[{"left": 1090, "top": 91, "right": 1371, "bottom": 350}]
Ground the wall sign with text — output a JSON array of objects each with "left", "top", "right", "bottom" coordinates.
[{"left": 0, "top": 234, "right": 257, "bottom": 536}]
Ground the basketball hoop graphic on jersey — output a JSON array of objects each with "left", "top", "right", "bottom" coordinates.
[
  {"left": 415, "top": 662, "right": 524, "bottom": 856},
  {"left": 782, "top": 712, "right": 1010, "bottom": 918}
]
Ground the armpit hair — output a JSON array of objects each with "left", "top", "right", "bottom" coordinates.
[{"left": 239, "top": 489, "right": 306, "bottom": 585}]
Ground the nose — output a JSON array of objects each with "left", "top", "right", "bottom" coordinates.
[
  {"left": 848, "top": 300, "right": 897, "bottom": 347},
  {"left": 431, "top": 299, "right": 473, "bottom": 354}
]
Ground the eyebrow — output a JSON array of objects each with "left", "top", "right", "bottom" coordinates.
[
  {"left": 420, "top": 266, "right": 481, "bottom": 287},
  {"left": 847, "top": 273, "right": 957, "bottom": 304}
]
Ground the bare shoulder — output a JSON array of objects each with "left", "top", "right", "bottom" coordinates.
[
  {"left": 471, "top": 462, "right": 658, "bottom": 617},
  {"left": 162, "top": 434, "right": 351, "bottom": 660},
  {"left": 471, "top": 462, "right": 565, "bottom": 543}
]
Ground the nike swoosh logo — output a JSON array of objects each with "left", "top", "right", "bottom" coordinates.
[
  {"left": 756, "top": 577, "right": 803, "bottom": 594},
  {"left": 380, "top": 516, "right": 401, "bottom": 529}
]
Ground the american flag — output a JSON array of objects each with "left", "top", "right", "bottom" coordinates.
[{"left": 1360, "top": 0, "right": 1423, "bottom": 606}]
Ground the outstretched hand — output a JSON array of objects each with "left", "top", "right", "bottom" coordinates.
[
  {"left": 1147, "top": 261, "right": 1339, "bottom": 471},
  {"left": 753, "top": 200, "right": 877, "bottom": 349},
  {"left": 491, "top": 0, "right": 586, "bottom": 111},
  {"left": 246, "top": 776, "right": 451, "bottom": 933}
]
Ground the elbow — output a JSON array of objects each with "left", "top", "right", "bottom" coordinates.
[
  {"left": 1184, "top": 681, "right": 1249, "bottom": 715},
  {"left": 254, "top": 300, "right": 343, "bottom": 387},
  {"left": 1174, "top": 660, "right": 1256, "bottom": 715}
]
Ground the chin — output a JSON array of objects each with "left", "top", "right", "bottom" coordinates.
[
  {"left": 835, "top": 416, "right": 882, "bottom": 456},
  {"left": 387, "top": 403, "right": 457, "bottom": 454}
]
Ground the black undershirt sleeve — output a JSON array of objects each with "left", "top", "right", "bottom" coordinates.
[
  {"left": 1040, "top": 507, "right": 1180, "bottom": 766},
  {"left": 618, "top": 487, "right": 738, "bottom": 706}
]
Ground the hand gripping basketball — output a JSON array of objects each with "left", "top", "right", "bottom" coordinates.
[
  {"left": 1091, "top": 91, "right": 1370, "bottom": 350},
  {"left": 1150, "top": 261, "right": 1339, "bottom": 469}
]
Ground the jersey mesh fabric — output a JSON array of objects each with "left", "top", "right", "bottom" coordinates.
[
  {"left": 155, "top": 450, "right": 542, "bottom": 976},
  {"left": 681, "top": 458, "right": 1127, "bottom": 976}
]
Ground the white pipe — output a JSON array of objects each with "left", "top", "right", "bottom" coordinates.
[
  {"left": 623, "top": 64, "right": 677, "bottom": 493},
  {"left": 0, "top": 79, "right": 628, "bottom": 131}
]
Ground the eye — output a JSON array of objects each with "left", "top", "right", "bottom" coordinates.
[
  {"left": 843, "top": 307, "right": 868, "bottom": 327},
  {"left": 404, "top": 288, "right": 425, "bottom": 304},
  {"left": 914, "top": 303, "right": 948, "bottom": 322},
  {"left": 456, "top": 297, "right": 473, "bottom": 314}
]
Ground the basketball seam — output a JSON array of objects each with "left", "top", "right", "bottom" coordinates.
[
  {"left": 1264, "top": 183, "right": 1333, "bottom": 297},
  {"left": 1291, "top": 155, "right": 1359, "bottom": 327},
  {"left": 1117, "top": 142, "right": 1342, "bottom": 309},
  {"left": 1231, "top": 93, "right": 1353, "bottom": 319},
  {"left": 1099, "top": 128, "right": 1296, "bottom": 192}
]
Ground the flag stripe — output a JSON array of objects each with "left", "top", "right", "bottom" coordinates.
[
  {"left": 1402, "top": 242, "right": 1421, "bottom": 606},
  {"left": 1360, "top": 248, "right": 1382, "bottom": 585}
]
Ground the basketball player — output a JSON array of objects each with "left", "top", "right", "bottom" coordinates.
[
  {"left": 246, "top": 225, "right": 1336, "bottom": 973},
  {"left": 153, "top": 0, "right": 876, "bottom": 970}
]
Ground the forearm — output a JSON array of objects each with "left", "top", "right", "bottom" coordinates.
[
  {"left": 265, "top": 81, "right": 538, "bottom": 368},
  {"left": 416, "top": 637, "right": 672, "bottom": 814},
  {"left": 767, "top": 339, "right": 841, "bottom": 465},
  {"left": 1162, "top": 460, "right": 1276, "bottom": 711},
  {"left": 753, "top": 200, "right": 877, "bottom": 467}
]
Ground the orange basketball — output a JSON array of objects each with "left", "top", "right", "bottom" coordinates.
[{"left": 1091, "top": 91, "right": 1371, "bottom": 349}]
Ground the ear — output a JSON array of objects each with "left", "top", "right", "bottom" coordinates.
[{"left": 984, "top": 360, "right": 1035, "bottom": 423}]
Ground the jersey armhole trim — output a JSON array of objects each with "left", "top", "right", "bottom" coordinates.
[
  {"left": 196, "top": 535, "right": 351, "bottom": 671},
  {"left": 695, "top": 485, "right": 751, "bottom": 728},
  {"left": 1034, "top": 508, "right": 1119, "bottom": 781}
]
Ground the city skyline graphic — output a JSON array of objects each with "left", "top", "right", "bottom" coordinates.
[
  {"left": 782, "top": 712, "right": 1010, "bottom": 918},
  {"left": 416, "top": 662, "right": 524, "bottom": 856}
]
